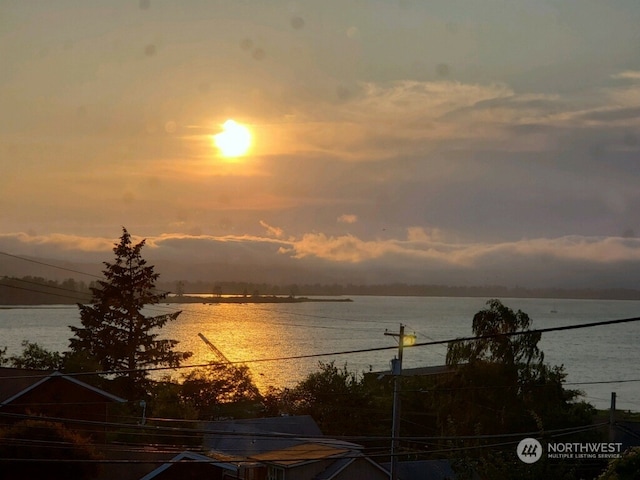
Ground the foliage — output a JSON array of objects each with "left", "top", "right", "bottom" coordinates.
[
  {"left": 8, "top": 341, "right": 64, "bottom": 370},
  {"left": 68, "top": 228, "right": 192, "bottom": 397},
  {"left": 279, "top": 361, "right": 383, "bottom": 436},
  {"left": 180, "top": 364, "right": 262, "bottom": 419},
  {"left": 439, "top": 299, "right": 600, "bottom": 479},
  {"left": 447, "top": 298, "right": 543, "bottom": 371},
  {"left": 147, "top": 376, "right": 195, "bottom": 420},
  {"left": 0, "top": 420, "right": 101, "bottom": 480},
  {"left": 0, "top": 346, "right": 7, "bottom": 366},
  {"left": 597, "top": 447, "right": 640, "bottom": 480},
  {"left": 442, "top": 299, "right": 593, "bottom": 432}
]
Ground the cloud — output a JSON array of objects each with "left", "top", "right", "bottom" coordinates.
[
  {"left": 3, "top": 229, "right": 640, "bottom": 288},
  {"left": 5, "top": 229, "right": 640, "bottom": 267},
  {"left": 278, "top": 230, "right": 640, "bottom": 269},
  {"left": 281, "top": 73, "right": 640, "bottom": 162},
  {"left": 337, "top": 214, "right": 358, "bottom": 224},
  {"left": 259, "top": 220, "right": 285, "bottom": 238},
  {"left": 0, "top": 232, "right": 114, "bottom": 253},
  {"left": 578, "top": 106, "right": 640, "bottom": 123},
  {"left": 611, "top": 71, "right": 640, "bottom": 81}
]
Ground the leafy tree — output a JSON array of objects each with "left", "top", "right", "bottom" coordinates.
[
  {"left": 439, "top": 299, "right": 599, "bottom": 479},
  {"left": 280, "top": 361, "right": 381, "bottom": 436},
  {"left": 0, "top": 420, "right": 101, "bottom": 480},
  {"left": 597, "top": 447, "right": 640, "bottom": 480},
  {"left": 442, "top": 299, "right": 596, "bottom": 433},
  {"left": 0, "top": 347, "right": 7, "bottom": 366},
  {"left": 180, "top": 364, "right": 262, "bottom": 419},
  {"left": 8, "top": 341, "right": 64, "bottom": 370},
  {"left": 68, "top": 228, "right": 192, "bottom": 397},
  {"left": 148, "top": 375, "right": 198, "bottom": 420}
]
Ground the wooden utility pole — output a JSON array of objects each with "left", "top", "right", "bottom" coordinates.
[
  {"left": 385, "top": 324, "right": 414, "bottom": 480},
  {"left": 609, "top": 392, "right": 617, "bottom": 442}
]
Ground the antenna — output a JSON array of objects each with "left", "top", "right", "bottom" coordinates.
[{"left": 198, "top": 332, "right": 231, "bottom": 364}]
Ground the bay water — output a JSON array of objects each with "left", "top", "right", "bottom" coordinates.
[{"left": 1, "top": 296, "right": 639, "bottom": 411}]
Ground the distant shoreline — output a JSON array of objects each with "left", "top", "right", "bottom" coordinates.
[{"left": 165, "top": 295, "right": 353, "bottom": 304}]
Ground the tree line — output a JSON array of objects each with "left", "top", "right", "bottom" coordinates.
[
  {"left": 3, "top": 275, "right": 640, "bottom": 306},
  {"left": 162, "top": 280, "right": 640, "bottom": 300}
]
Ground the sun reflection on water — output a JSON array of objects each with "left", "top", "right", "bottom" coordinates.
[{"left": 162, "top": 302, "right": 335, "bottom": 392}]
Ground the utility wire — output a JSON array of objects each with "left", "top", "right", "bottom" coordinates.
[
  {"left": 0, "top": 410, "right": 609, "bottom": 446},
  {"left": 2, "top": 314, "right": 640, "bottom": 381},
  {"left": 0, "top": 424, "right": 610, "bottom": 464},
  {"left": 0, "top": 251, "right": 103, "bottom": 280},
  {"left": 0, "top": 273, "right": 375, "bottom": 333}
]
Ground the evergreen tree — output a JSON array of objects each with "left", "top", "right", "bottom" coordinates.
[{"left": 69, "top": 228, "right": 191, "bottom": 396}]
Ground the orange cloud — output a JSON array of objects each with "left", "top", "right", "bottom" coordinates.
[{"left": 337, "top": 214, "right": 358, "bottom": 224}]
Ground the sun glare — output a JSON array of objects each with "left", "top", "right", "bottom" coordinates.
[{"left": 213, "top": 119, "right": 252, "bottom": 158}]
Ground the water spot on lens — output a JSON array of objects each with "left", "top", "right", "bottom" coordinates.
[
  {"left": 240, "top": 38, "right": 253, "bottom": 51},
  {"left": 144, "top": 44, "right": 157, "bottom": 56},
  {"left": 436, "top": 63, "right": 451, "bottom": 78},
  {"left": 165, "top": 121, "right": 177, "bottom": 134},
  {"left": 252, "top": 48, "right": 266, "bottom": 60},
  {"left": 139, "top": 0, "right": 150, "bottom": 10},
  {"left": 122, "top": 191, "right": 135, "bottom": 205},
  {"left": 623, "top": 132, "right": 638, "bottom": 146},
  {"left": 346, "top": 26, "right": 359, "bottom": 39},
  {"left": 336, "top": 85, "right": 352, "bottom": 101},
  {"left": 445, "top": 21, "right": 458, "bottom": 34},
  {"left": 290, "top": 16, "right": 305, "bottom": 30}
]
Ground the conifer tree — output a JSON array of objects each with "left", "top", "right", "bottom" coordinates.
[{"left": 69, "top": 228, "right": 191, "bottom": 396}]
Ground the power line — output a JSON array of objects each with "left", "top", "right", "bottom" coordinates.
[
  {"left": 0, "top": 270, "right": 388, "bottom": 336},
  {"left": 2, "top": 313, "right": 640, "bottom": 382},
  {"left": 0, "top": 251, "right": 103, "bottom": 280},
  {"left": 3, "top": 250, "right": 640, "bottom": 390},
  {"left": 0, "top": 280, "right": 91, "bottom": 302},
  {"left": 0, "top": 409, "right": 609, "bottom": 446}
]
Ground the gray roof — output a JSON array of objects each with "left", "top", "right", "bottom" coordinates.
[
  {"left": 202, "top": 415, "right": 325, "bottom": 455},
  {"left": 369, "top": 365, "right": 456, "bottom": 378}
]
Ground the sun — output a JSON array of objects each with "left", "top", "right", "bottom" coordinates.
[{"left": 213, "top": 119, "right": 252, "bottom": 158}]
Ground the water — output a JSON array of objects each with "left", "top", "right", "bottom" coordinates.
[{"left": 1, "top": 296, "right": 639, "bottom": 411}]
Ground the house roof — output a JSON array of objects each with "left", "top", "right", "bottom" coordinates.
[
  {"left": 316, "top": 455, "right": 391, "bottom": 480},
  {"left": 0, "top": 367, "right": 126, "bottom": 407},
  {"left": 314, "top": 456, "right": 356, "bottom": 479},
  {"left": 369, "top": 364, "right": 457, "bottom": 378},
  {"left": 140, "top": 448, "right": 389, "bottom": 480},
  {"left": 0, "top": 367, "right": 47, "bottom": 403},
  {"left": 138, "top": 451, "right": 240, "bottom": 480},
  {"left": 202, "top": 415, "right": 326, "bottom": 456},
  {"left": 250, "top": 442, "right": 349, "bottom": 467},
  {"left": 200, "top": 415, "right": 376, "bottom": 478},
  {"left": 204, "top": 415, "right": 323, "bottom": 436}
]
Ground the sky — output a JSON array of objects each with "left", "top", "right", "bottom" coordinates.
[{"left": 2, "top": 0, "right": 640, "bottom": 288}]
